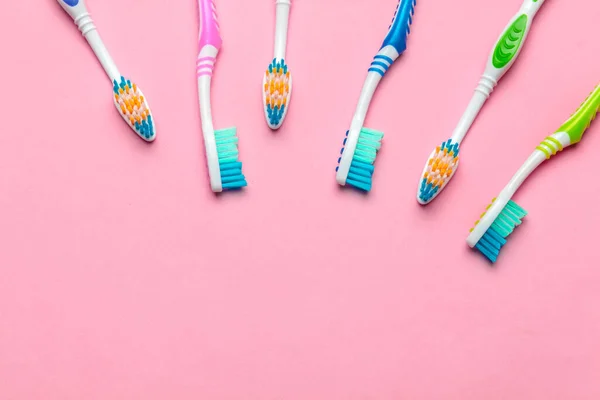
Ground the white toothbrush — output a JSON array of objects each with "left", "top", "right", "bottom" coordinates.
[
  {"left": 262, "top": 0, "right": 292, "bottom": 130},
  {"left": 417, "top": 0, "right": 546, "bottom": 204},
  {"left": 56, "top": 0, "right": 156, "bottom": 141}
]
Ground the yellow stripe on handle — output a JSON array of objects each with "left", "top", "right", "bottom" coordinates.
[
  {"left": 546, "top": 136, "right": 563, "bottom": 151},
  {"left": 536, "top": 136, "right": 563, "bottom": 159},
  {"left": 535, "top": 144, "right": 551, "bottom": 159}
]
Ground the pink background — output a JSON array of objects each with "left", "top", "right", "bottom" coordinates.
[{"left": 1, "top": 0, "right": 599, "bottom": 398}]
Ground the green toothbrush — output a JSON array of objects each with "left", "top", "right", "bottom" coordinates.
[{"left": 467, "top": 84, "right": 600, "bottom": 263}]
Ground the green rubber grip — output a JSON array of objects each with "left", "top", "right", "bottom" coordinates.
[
  {"left": 556, "top": 85, "right": 600, "bottom": 144},
  {"left": 492, "top": 14, "right": 528, "bottom": 69}
]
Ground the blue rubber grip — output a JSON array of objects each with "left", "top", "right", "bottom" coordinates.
[
  {"left": 62, "top": 0, "right": 79, "bottom": 6},
  {"left": 380, "top": 0, "right": 416, "bottom": 55}
]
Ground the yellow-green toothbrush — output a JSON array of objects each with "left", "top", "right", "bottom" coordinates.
[{"left": 467, "top": 84, "right": 600, "bottom": 263}]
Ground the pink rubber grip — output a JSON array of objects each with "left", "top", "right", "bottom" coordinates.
[{"left": 198, "top": 0, "right": 222, "bottom": 50}]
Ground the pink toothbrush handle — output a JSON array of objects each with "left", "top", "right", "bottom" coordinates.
[{"left": 198, "top": 0, "right": 222, "bottom": 50}]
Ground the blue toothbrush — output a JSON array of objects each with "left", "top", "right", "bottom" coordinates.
[{"left": 335, "top": 0, "right": 417, "bottom": 191}]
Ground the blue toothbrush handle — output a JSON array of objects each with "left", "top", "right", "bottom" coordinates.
[
  {"left": 368, "top": 0, "right": 416, "bottom": 77},
  {"left": 381, "top": 0, "right": 416, "bottom": 56}
]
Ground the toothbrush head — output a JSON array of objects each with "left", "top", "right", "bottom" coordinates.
[
  {"left": 263, "top": 58, "right": 292, "bottom": 130},
  {"left": 214, "top": 127, "right": 248, "bottom": 191},
  {"left": 467, "top": 199, "right": 528, "bottom": 263},
  {"left": 417, "top": 138, "right": 460, "bottom": 204},
  {"left": 113, "top": 76, "right": 156, "bottom": 142},
  {"left": 335, "top": 127, "right": 384, "bottom": 192}
]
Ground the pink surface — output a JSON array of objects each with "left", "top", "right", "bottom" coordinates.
[{"left": 1, "top": 0, "right": 599, "bottom": 398}]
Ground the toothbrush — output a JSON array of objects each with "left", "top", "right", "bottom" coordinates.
[
  {"left": 336, "top": 0, "right": 416, "bottom": 192},
  {"left": 467, "top": 84, "right": 600, "bottom": 263},
  {"left": 263, "top": 0, "right": 292, "bottom": 130},
  {"left": 197, "top": 0, "right": 247, "bottom": 192},
  {"left": 56, "top": 0, "right": 156, "bottom": 141},
  {"left": 417, "top": 0, "right": 545, "bottom": 204}
]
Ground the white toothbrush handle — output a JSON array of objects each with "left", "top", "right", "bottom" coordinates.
[
  {"left": 451, "top": 0, "right": 545, "bottom": 144},
  {"left": 274, "top": 0, "right": 291, "bottom": 60},
  {"left": 56, "top": 0, "right": 120, "bottom": 82}
]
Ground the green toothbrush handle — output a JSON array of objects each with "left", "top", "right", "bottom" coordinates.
[
  {"left": 486, "top": 0, "right": 545, "bottom": 80},
  {"left": 535, "top": 85, "right": 600, "bottom": 160},
  {"left": 556, "top": 85, "right": 600, "bottom": 145}
]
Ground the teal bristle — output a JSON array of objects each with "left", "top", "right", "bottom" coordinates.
[
  {"left": 336, "top": 127, "right": 383, "bottom": 191},
  {"left": 473, "top": 200, "right": 528, "bottom": 263},
  {"left": 215, "top": 127, "right": 247, "bottom": 190}
]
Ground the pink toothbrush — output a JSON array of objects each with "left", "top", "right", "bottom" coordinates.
[{"left": 196, "top": 0, "right": 247, "bottom": 192}]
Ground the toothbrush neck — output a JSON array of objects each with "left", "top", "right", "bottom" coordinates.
[
  {"left": 273, "top": 0, "right": 291, "bottom": 60},
  {"left": 196, "top": 45, "right": 218, "bottom": 139},
  {"left": 520, "top": 0, "right": 545, "bottom": 16},
  {"left": 502, "top": 150, "right": 546, "bottom": 199},
  {"left": 81, "top": 24, "right": 120, "bottom": 82},
  {"left": 198, "top": 76, "right": 215, "bottom": 138},
  {"left": 351, "top": 72, "right": 382, "bottom": 130}
]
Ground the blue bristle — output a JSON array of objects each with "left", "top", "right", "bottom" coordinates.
[
  {"left": 473, "top": 200, "right": 527, "bottom": 263},
  {"left": 221, "top": 168, "right": 242, "bottom": 177},
  {"left": 268, "top": 104, "right": 285, "bottom": 126},
  {"left": 346, "top": 178, "right": 371, "bottom": 192},
  {"left": 148, "top": 116, "right": 154, "bottom": 133},
  {"left": 419, "top": 179, "right": 440, "bottom": 203}
]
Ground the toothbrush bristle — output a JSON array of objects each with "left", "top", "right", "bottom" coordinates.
[
  {"left": 113, "top": 76, "right": 155, "bottom": 141},
  {"left": 470, "top": 199, "right": 528, "bottom": 263},
  {"left": 336, "top": 127, "right": 383, "bottom": 192},
  {"left": 418, "top": 138, "right": 459, "bottom": 204},
  {"left": 264, "top": 58, "right": 291, "bottom": 129},
  {"left": 215, "top": 127, "right": 247, "bottom": 190}
]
